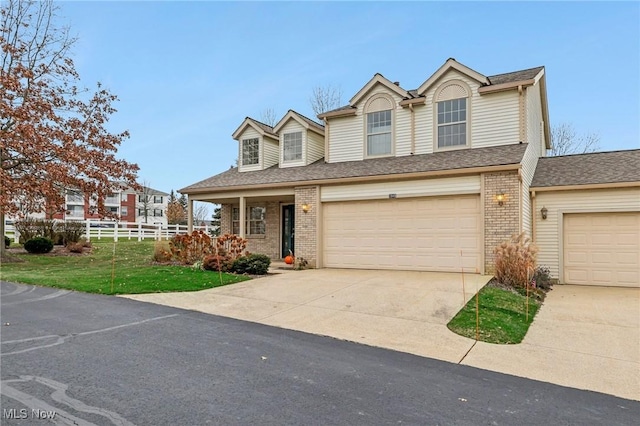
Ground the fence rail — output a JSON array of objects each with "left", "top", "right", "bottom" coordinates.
[{"left": 4, "top": 219, "right": 213, "bottom": 243}]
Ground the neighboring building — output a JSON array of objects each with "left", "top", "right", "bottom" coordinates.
[
  {"left": 8, "top": 185, "right": 170, "bottom": 227},
  {"left": 181, "top": 58, "right": 640, "bottom": 287}
]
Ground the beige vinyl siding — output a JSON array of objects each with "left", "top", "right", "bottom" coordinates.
[
  {"left": 534, "top": 187, "right": 640, "bottom": 280},
  {"left": 321, "top": 175, "right": 481, "bottom": 202},
  {"left": 328, "top": 115, "right": 363, "bottom": 163},
  {"left": 279, "top": 121, "right": 306, "bottom": 168},
  {"left": 238, "top": 127, "right": 262, "bottom": 172},
  {"left": 526, "top": 84, "right": 544, "bottom": 157},
  {"left": 394, "top": 100, "right": 412, "bottom": 157},
  {"left": 263, "top": 136, "right": 279, "bottom": 169},
  {"left": 520, "top": 143, "right": 539, "bottom": 237},
  {"left": 307, "top": 130, "right": 325, "bottom": 164},
  {"left": 472, "top": 90, "right": 520, "bottom": 148}
]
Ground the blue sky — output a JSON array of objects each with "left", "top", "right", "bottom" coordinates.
[{"left": 60, "top": 1, "right": 639, "bottom": 201}]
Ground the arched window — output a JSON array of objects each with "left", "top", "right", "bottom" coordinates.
[
  {"left": 365, "top": 95, "right": 394, "bottom": 156},
  {"left": 435, "top": 81, "right": 470, "bottom": 149}
]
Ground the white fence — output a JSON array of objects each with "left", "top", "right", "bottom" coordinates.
[{"left": 4, "top": 219, "right": 214, "bottom": 243}]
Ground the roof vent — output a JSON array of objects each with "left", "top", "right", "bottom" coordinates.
[{"left": 393, "top": 81, "right": 400, "bottom": 86}]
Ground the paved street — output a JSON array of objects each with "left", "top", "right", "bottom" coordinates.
[{"left": 2, "top": 281, "right": 639, "bottom": 425}]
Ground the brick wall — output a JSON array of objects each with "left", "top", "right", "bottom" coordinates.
[
  {"left": 220, "top": 202, "right": 280, "bottom": 259},
  {"left": 294, "top": 186, "right": 318, "bottom": 268},
  {"left": 483, "top": 171, "right": 520, "bottom": 273}
]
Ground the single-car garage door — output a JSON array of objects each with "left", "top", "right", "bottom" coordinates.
[
  {"left": 323, "top": 195, "right": 481, "bottom": 273},
  {"left": 564, "top": 212, "right": 640, "bottom": 287}
]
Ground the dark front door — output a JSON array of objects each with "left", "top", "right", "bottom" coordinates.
[{"left": 282, "top": 204, "right": 295, "bottom": 258}]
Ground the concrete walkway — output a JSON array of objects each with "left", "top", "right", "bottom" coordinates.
[{"left": 123, "top": 269, "right": 640, "bottom": 401}]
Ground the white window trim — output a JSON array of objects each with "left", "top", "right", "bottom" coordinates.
[
  {"left": 241, "top": 138, "right": 260, "bottom": 166},
  {"left": 363, "top": 94, "right": 395, "bottom": 158},
  {"left": 232, "top": 205, "right": 266, "bottom": 236},
  {"left": 432, "top": 79, "right": 472, "bottom": 152},
  {"left": 282, "top": 131, "right": 303, "bottom": 163}
]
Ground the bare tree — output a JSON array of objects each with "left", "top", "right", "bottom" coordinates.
[
  {"left": 549, "top": 122, "right": 600, "bottom": 156},
  {"left": 136, "top": 181, "right": 154, "bottom": 224},
  {"left": 192, "top": 202, "right": 209, "bottom": 226},
  {"left": 309, "top": 85, "right": 342, "bottom": 117},
  {"left": 260, "top": 108, "right": 278, "bottom": 127}
]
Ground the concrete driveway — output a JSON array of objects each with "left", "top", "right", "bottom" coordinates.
[{"left": 124, "top": 269, "right": 640, "bottom": 401}]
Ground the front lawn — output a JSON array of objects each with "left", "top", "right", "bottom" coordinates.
[
  {"left": 0, "top": 240, "right": 250, "bottom": 295},
  {"left": 447, "top": 283, "right": 541, "bottom": 344}
]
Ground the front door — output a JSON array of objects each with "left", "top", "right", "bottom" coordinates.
[{"left": 282, "top": 204, "right": 295, "bottom": 258}]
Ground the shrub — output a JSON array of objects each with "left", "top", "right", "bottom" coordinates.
[
  {"left": 82, "top": 240, "right": 92, "bottom": 248},
  {"left": 169, "top": 231, "right": 215, "bottom": 265},
  {"left": 153, "top": 240, "right": 172, "bottom": 263},
  {"left": 24, "top": 237, "right": 54, "bottom": 254},
  {"left": 201, "top": 253, "right": 230, "bottom": 272},
  {"left": 216, "top": 234, "right": 248, "bottom": 259},
  {"left": 4, "top": 235, "right": 10, "bottom": 248},
  {"left": 532, "top": 266, "right": 554, "bottom": 292},
  {"left": 56, "top": 221, "right": 85, "bottom": 245},
  {"left": 494, "top": 233, "right": 538, "bottom": 289},
  {"left": 14, "top": 218, "right": 58, "bottom": 243},
  {"left": 67, "top": 243, "right": 84, "bottom": 253},
  {"left": 231, "top": 254, "right": 271, "bottom": 275}
]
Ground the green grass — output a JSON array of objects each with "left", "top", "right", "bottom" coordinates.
[
  {"left": 447, "top": 285, "right": 541, "bottom": 344},
  {"left": 0, "top": 240, "right": 250, "bottom": 295}
]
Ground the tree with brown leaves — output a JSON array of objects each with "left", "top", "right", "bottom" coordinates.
[{"left": 0, "top": 0, "right": 139, "bottom": 257}]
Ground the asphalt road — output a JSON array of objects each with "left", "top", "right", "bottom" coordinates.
[{"left": 1, "top": 281, "right": 638, "bottom": 426}]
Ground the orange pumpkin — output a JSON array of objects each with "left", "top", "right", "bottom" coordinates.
[{"left": 284, "top": 255, "right": 294, "bottom": 265}]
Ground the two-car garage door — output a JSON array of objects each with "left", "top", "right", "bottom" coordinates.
[
  {"left": 323, "top": 195, "right": 481, "bottom": 273},
  {"left": 564, "top": 212, "right": 640, "bottom": 287}
]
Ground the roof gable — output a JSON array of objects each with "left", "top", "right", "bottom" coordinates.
[
  {"left": 232, "top": 117, "right": 277, "bottom": 140},
  {"left": 350, "top": 73, "right": 410, "bottom": 105},
  {"left": 273, "top": 110, "right": 325, "bottom": 135},
  {"left": 417, "top": 58, "right": 489, "bottom": 95}
]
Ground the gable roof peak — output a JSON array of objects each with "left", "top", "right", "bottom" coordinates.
[
  {"left": 232, "top": 116, "right": 277, "bottom": 140},
  {"left": 349, "top": 72, "right": 410, "bottom": 105},
  {"left": 417, "top": 59, "right": 489, "bottom": 95},
  {"left": 273, "top": 109, "right": 325, "bottom": 134}
]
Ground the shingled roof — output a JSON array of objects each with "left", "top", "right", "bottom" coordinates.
[
  {"left": 321, "top": 65, "right": 544, "bottom": 116},
  {"left": 531, "top": 150, "right": 640, "bottom": 188},
  {"left": 181, "top": 143, "right": 528, "bottom": 193}
]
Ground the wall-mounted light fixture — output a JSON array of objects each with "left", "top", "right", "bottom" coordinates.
[
  {"left": 541, "top": 206, "right": 548, "bottom": 220},
  {"left": 496, "top": 192, "right": 506, "bottom": 206},
  {"left": 301, "top": 203, "right": 311, "bottom": 213}
]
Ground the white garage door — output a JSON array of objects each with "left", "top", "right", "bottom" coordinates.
[
  {"left": 323, "top": 195, "right": 481, "bottom": 273},
  {"left": 564, "top": 212, "right": 640, "bottom": 287}
]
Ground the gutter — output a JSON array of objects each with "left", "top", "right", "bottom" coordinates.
[{"left": 478, "top": 79, "right": 535, "bottom": 95}]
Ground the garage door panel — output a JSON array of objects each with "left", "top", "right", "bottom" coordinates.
[
  {"left": 323, "top": 195, "right": 481, "bottom": 273},
  {"left": 564, "top": 212, "right": 640, "bottom": 287}
]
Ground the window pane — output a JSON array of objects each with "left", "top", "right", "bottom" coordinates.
[
  {"left": 242, "top": 138, "right": 259, "bottom": 165},
  {"left": 366, "top": 110, "right": 392, "bottom": 156},
  {"left": 283, "top": 132, "right": 302, "bottom": 162},
  {"left": 367, "top": 133, "right": 392, "bottom": 155}
]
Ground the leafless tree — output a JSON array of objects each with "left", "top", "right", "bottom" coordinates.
[
  {"left": 549, "top": 122, "right": 600, "bottom": 156},
  {"left": 260, "top": 108, "right": 278, "bottom": 127},
  {"left": 192, "top": 202, "right": 210, "bottom": 226},
  {"left": 309, "top": 85, "right": 342, "bottom": 117},
  {"left": 136, "top": 181, "right": 154, "bottom": 223}
]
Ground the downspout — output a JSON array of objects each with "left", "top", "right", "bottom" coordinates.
[
  {"left": 531, "top": 190, "right": 537, "bottom": 242},
  {"left": 409, "top": 103, "right": 415, "bottom": 155}
]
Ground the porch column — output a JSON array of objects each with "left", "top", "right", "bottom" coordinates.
[
  {"left": 187, "top": 198, "right": 193, "bottom": 232},
  {"left": 239, "top": 196, "right": 246, "bottom": 238}
]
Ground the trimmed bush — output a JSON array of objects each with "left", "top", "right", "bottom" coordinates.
[
  {"left": 202, "top": 253, "right": 233, "bottom": 272},
  {"left": 67, "top": 243, "right": 84, "bottom": 253},
  {"left": 4, "top": 235, "right": 10, "bottom": 248},
  {"left": 15, "top": 218, "right": 58, "bottom": 243},
  {"left": 231, "top": 254, "right": 271, "bottom": 275},
  {"left": 24, "top": 237, "right": 54, "bottom": 254},
  {"left": 532, "top": 266, "right": 553, "bottom": 292}
]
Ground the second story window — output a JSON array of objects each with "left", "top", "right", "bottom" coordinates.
[
  {"left": 366, "top": 110, "right": 392, "bottom": 156},
  {"left": 437, "top": 98, "right": 467, "bottom": 148},
  {"left": 242, "top": 138, "right": 259, "bottom": 165},
  {"left": 153, "top": 195, "right": 163, "bottom": 203},
  {"left": 283, "top": 132, "right": 302, "bottom": 162}
]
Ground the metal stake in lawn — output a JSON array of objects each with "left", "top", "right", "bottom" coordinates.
[{"left": 110, "top": 239, "right": 116, "bottom": 294}]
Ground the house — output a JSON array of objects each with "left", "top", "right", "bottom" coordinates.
[{"left": 180, "top": 58, "right": 639, "bottom": 287}]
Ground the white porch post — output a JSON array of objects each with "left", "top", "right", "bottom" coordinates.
[
  {"left": 187, "top": 198, "right": 193, "bottom": 232},
  {"left": 239, "top": 196, "right": 246, "bottom": 238}
]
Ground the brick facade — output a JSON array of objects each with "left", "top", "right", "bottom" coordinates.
[
  {"left": 220, "top": 202, "right": 280, "bottom": 259},
  {"left": 483, "top": 171, "right": 520, "bottom": 273},
  {"left": 294, "top": 186, "right": 319, "bottom": 268}
]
